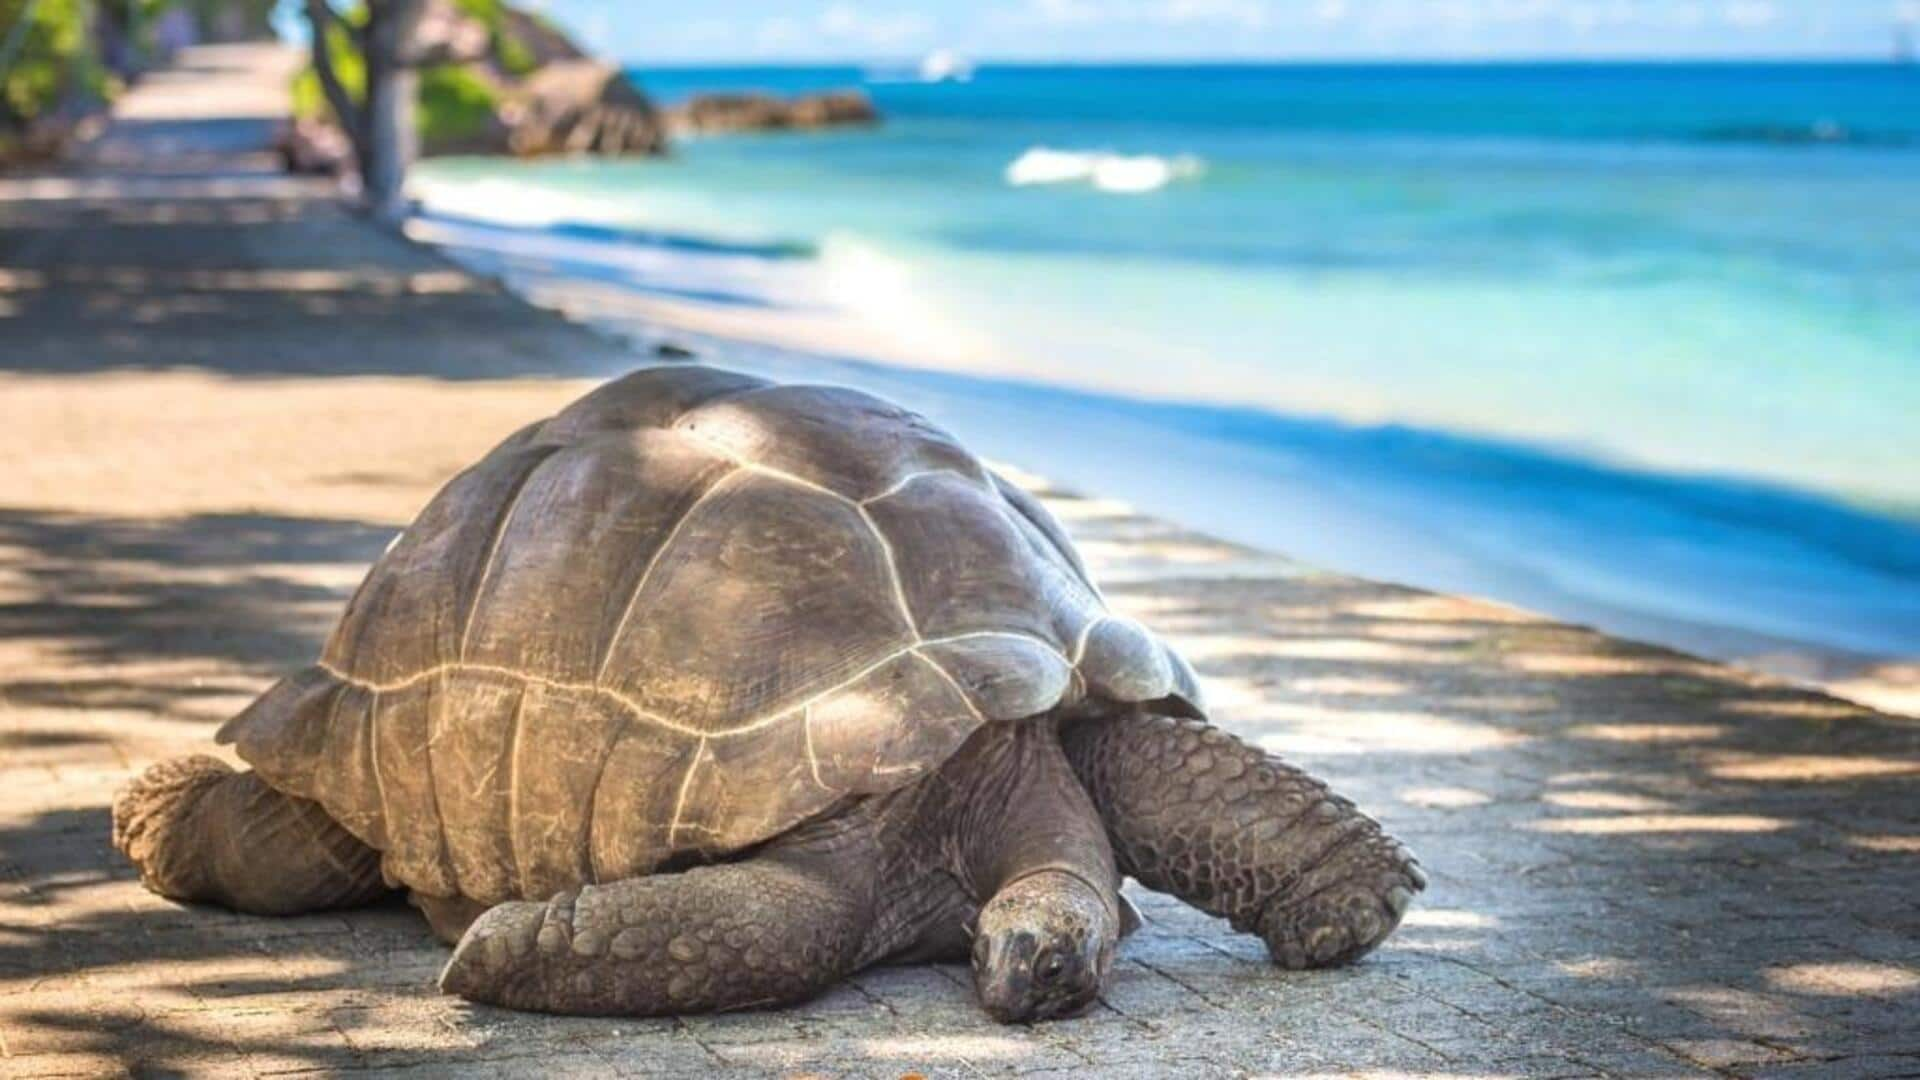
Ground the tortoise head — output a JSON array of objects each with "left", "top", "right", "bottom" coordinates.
[{"left": 971, "top": 869, "right": 1118, "bottom": 1023}]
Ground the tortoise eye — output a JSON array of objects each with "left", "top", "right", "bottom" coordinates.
[{"left": 1035, "top": 949, "right": 1067, "bottom": 983}]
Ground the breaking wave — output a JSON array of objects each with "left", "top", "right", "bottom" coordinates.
[{"left": 1004, "top": 147, "right": 1204, "bottom": 193}]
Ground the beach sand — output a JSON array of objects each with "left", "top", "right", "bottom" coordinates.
[{"left": 2, "top": 44, "right": 1916, "bottom": 1078}]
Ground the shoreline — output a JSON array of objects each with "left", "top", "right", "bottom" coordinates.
[{"left": 407, "top": 204, "right": 1920, "bottom": 719}]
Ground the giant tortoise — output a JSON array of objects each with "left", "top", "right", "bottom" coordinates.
[{"left": 112, "top": 366, "right": 1423, "bottom": 1022}]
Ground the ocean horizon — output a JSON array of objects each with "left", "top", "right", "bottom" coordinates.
[{"left": 409, "top": 59, "right": 1920, "bottom": 681}]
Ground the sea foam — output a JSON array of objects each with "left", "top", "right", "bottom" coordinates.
[{"left": 1005, "top": 147, "right": 1203, "bottom": 193}]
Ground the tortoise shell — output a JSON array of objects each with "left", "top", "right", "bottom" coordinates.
[{"left": 220, "top": 367, "right": 1202, "bottom": 904}]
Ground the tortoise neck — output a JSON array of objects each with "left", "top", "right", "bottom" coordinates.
[{"left": 931, "top": 720, "right": 1119, "bottom": 906}]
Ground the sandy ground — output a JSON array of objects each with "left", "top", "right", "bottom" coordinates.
[{"left": 2, "top": 44, "right": 1918, "bottom": 1079}]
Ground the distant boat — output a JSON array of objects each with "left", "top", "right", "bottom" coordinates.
[{"left": 918, "top": 49, "right": 974, "bottom": 84}]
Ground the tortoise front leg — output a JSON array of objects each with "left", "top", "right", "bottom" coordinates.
[
  {"left": 439, "top": 849, "right": 874, "bottom": 1016},
  {"left": 1061, "top": 711, "right": 1425, "bottom": 969}
]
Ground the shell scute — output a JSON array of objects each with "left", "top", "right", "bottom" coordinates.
[
  {"left": 463, "top": 431, "right": 736, "bottom": 683},
  {"left": 599, "top": 471, "right": 915, "bottom": 732},
  {"left": 587, "top": 719, "right": 701, "bottom": 882},
  {"left": 866, "top": 472, "right": 1101, "bottom": 647},
  {"left": 429, "top": 676, "right": 524, "bottom": 903},
  {"left": 805, "top": 650, "right": 980, "bottom": 794},
  {"left": 369, "top": 675, "right": 457, "bottom": 896},
  {"left": 323, "top": 440, "right": 561, "bottom": 684},
  {"left": 918, "top": 635, "right": 1074, "bottom": 722},
  {"left": 540, "top": 366, "right": 770, "bottom": 443},
  {"left": 224, "top": 367, "right": 1201, "bottom": 903},
  {"left": 673, "top": 383, "right": 986, "bottom": 501}
]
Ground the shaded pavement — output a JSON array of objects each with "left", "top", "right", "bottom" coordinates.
[{"left": 1, "top": 44, "right": 1916, "bottom": 1080}]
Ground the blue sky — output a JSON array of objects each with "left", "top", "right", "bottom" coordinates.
[{"left": 534, "top": 0, "right": 1920, "bottom": 63}]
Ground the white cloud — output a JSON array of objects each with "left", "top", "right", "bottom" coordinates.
[
  {"left": 1659, "top": 2, "right": 1710, "bottom": 29},
  {"left": 1293, "top": 0, "right": 1802, "bottom": 36},
  {"left": 817, "top": 3, "right": 938, "bottom": 47},
  {"left": 739, "top": 4, "right": 937, "bottom": 55},
  {"left": 1023, "top": 0, "right": 1105, "bottom": 25},
  {"left": 1005, "top": 0, "right": 1270, "bottom": 29},
  {"left": 1160, "top": 0, "right": 1271, "bottom": 29},
  {"left": 753, "top": 15, "right": 804, "bottom": 51},
  {"left": 1720, "top": 0, "right": 1778, "bottom": 29}
]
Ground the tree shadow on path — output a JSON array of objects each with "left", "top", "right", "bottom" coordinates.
[{"left": 0, "top": 194, "right": 631, "bottom": 379}]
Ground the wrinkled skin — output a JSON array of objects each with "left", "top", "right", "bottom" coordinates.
[{"left": 972, "top": 871, "right": 1118, "bottom": 1022}]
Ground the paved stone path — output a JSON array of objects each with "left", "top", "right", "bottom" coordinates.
[{"left": 2, "top": 45, "right": 1917, "bottom": 1080}]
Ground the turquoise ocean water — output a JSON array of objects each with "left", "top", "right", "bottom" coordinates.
[{"left": 412, "top": 63, "right": 1920, "bottom": 670}]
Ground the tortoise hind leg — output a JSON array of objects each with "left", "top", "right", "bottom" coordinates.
[
  {"left": 439, "top": 849, "right": 874, "bottom": 1016},
  {"left": 1062, "top": 711, "right": 1425, "bottom": 970},
  {"left": 112, "top": 755, "right": 389, "bottom": 915}
]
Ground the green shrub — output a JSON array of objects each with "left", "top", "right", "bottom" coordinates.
[
  {"left": 0, "top": 0, "right": 112, "bottom": 129},
  {"left": 417, "top": 63, "right": 497, "bottom": 146},
  {"left": 290, "top": 16, "right": 501, "bottom": 149}
]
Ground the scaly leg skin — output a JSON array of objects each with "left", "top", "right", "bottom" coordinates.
[
  {"left": 1062, "top": 712, "right": 1425, "bottom": 969},
  {"left": 439, "top": 851, "right": 871, "bottom": 1016},
  {"left": 112, "top": 755, "right": 388, "bottom": 915}
]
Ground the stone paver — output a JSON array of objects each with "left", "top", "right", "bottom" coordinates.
[{"left": 2, "top": 43, "right": 1917, "bottom": 1080}]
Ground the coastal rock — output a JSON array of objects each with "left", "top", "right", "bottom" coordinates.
[
  {"left": 496, "top": 7, "right": 590, "bottom": 68},
  {"left": 287, "top": 0, "right": 664, "bottom": 164},
  {"left": 412, "top": 0, "right": 586, "bottom": 78},
  {"left": 410, "top": 1, "right": 494, "bottom": 67},
  {"left": 502, "top": 60, "right": 666, "bottom": 157},
  {"left": 666, "top": 90, "right": 879, "bottom": 134}
]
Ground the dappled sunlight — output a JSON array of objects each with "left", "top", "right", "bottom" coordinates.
[
  {"left": 1565, "top": 721, "right": 1729, "bottom": 744},
  {"left": 1027, "top": 495, "right": 1136, "bottom": 525},
  {"left": 1555, "top": 957, "right": 1645, "bottom": 980},
  {"left": 1178, "top": 633, "right": 1458, "bottom": 666},
  {"left": 1766, "top": 963, "right": 1920, "bottom": 997},
  {"left": 23, "top": 266, "right": 480, "bottom": 294},
  {"left": 1365, "top": 621, "right": 1489, "bottom": 644},
  {"left": 1290, "top": 674, "right": 1412, "bottom": 696},
  {"left": 5, "top": 438, "right": 1915, "bottom": 1074},
  {"left": 1077, "top": 537, "right": 1247, "bottom": 566},
  {"left": 855, "top": 1033, "right": 1037, "bottom": 1061},
  {"left": 1848, "top": 834, "right": 1920, "bottom": 853},
  {"left": 1541, "top": 790, "right": 1676, "bottom": 812},
  {"left": 1704, "top": 752, "right": 1920, "bottom": 783},
  {"left": 1397, "top": 786, "right": 1493, "bottom": 809},
  {"left": 1719, "top": 697, "right": 1868, "bottom": 721},
  {"left": 0, "top": 510, "right": 392, "bottom": 684},
  {"left": 1435, "top": 693, "right": 1556, "bottom": 714},
  {"left": 1529, "top": 813, "right": 1791, "bottom": 835},
  {"left": 1664, "top": 985, "right": 1824, "bottom": 1041},
  {"left": 1402, "top": 909, "right": 1495, "bottom": 930},
  {"left": 1543, "top": 769, "right": 1629, "bottom": 786},
  {"left": 6, "top": 162, "right": 1917, "bottom": 1069},
  {"left": 1502, "top": 651, "right": 1721, "bottom": 678},
  {"left": 1345, "top": 594, "right": 1538, "bottom": 626},
  {"left": 1251, "top": 703, "right": 1529, "bottom": 755},
  {"left": 0, "top": 190, "right": 627, "bottom": 379}
]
